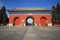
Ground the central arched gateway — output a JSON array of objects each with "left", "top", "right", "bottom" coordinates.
[{"left": 26, "top": 16, "right": 34, "bottom": 26}]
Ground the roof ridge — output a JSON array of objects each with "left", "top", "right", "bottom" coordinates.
[{"left": 15, "top": 8, "right": 46, "bottom": 10}]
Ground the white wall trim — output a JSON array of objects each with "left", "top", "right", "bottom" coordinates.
[
  {"left": 48, "top": 23, "right": 52, "bottom": 26},
  {"left": 9, "top": 24, "right": 13, "bottom": 26},
  {"left": 24, "top": 23, "right": 26, "bottom": 26},
  {"left": 35, "top": 23, "right": 37, "bottom": 26},
  {"left": 39, "top": 24, "right": 41, "bottom": 26}
]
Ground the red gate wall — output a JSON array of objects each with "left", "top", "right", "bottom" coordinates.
[
  {"left": 9, "top": 14, "right": 52, "bottom": 26},
  {"left": 40, "top": 18, "right": 47, "bottom": 26}
]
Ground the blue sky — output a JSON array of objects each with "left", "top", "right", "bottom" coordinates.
[
  {"left": 0, "top": 0, "right": 60, "bottom": 18},
  {"left": 0, "top": 0, "right": 60, "bottom": 9}
]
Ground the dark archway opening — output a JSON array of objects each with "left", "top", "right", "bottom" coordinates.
[
  {"left": 40, "top": 17, "right": 47, "bottom": 19},
  {"left": 13, "top": 17, "right": 20, "bottom": 26},
  {"left": 26, "top": 16, "right": 34, "bottom": 26}
]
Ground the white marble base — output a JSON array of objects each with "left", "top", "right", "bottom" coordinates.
[
  {"left": 48, "top": 23, "right": 52, "bottom": 26},
  {"left": 39, "top": 24, "right": 41, "bottom": 26},
  {"left": 24, "top": 23, "right": 26, "bottom": 26},
  {"left": 9, "top": 24, "right": 13, "bottom": 26},
  {"left": 35, "top": 24, "right": 37, "bottom": 26}
]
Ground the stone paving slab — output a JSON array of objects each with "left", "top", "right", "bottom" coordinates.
[{"left": 23, "top": 26, "right": 37, "bottom": 40}]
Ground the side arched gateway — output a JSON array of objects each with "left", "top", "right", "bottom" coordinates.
[
  {"left": 26, "top": 16, "right": 34, "bottom": 26},
  {"left": 40, "top": 17, "right": 47, "bottom": 26},
  {"left": 13, "top": 17, "right": 20, "bottom": 26}
]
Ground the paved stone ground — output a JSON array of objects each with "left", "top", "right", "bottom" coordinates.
[
  {"left": 0, "top": 26, "right": 60, "bottom": 40},
  {"left": 35, "top": 26, "right": 60, "bottom": 40},
  {"left": 0, "top": 26, "right": 26, "bottom": 40}
]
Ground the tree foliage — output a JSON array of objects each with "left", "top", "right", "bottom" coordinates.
[
  {"left": 0, "top": 6, "right": 9, "bottom": 25},
  {"left": 52, "top": 3, "right": 60, "bottom": 24}
]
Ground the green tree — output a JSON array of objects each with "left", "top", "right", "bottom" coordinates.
[
  {"left": 52, "top": 6, "right": 55, "bottom": 25},
  {"left": 0, "top": 10, "right": 3, "bottom": 25},
  {"left": 0, "top": 6, "right": 8, "bottom": 25},
  {"left": 56, "top": 3, "right": 60, "bottom": 24},
  {"left": 52, "top": 3, "right": 60, "bottom": 25}
]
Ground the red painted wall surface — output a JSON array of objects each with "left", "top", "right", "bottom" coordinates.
[
  {"left": 40, "top": 18, "right": 46, "bottom": 26},
  {"left": 9, "top": 14, "right": 52, "bottom": 26},
  {"left": 14, "top": 18, "right": 20, "bottom": 26}
]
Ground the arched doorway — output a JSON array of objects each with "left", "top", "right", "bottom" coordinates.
[
  {"left": 13, "top": 17, "right": 20, "bottom": 26},
  {"left": 26, "top": 16, "right": 34, "bottom": 26},
  {"left": 40, "top": 17, "right": 47, "bottom": 26}
]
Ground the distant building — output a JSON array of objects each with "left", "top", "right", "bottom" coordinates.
[{"left": 8, "top": 8, "right": 52, "bottom": 26}]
